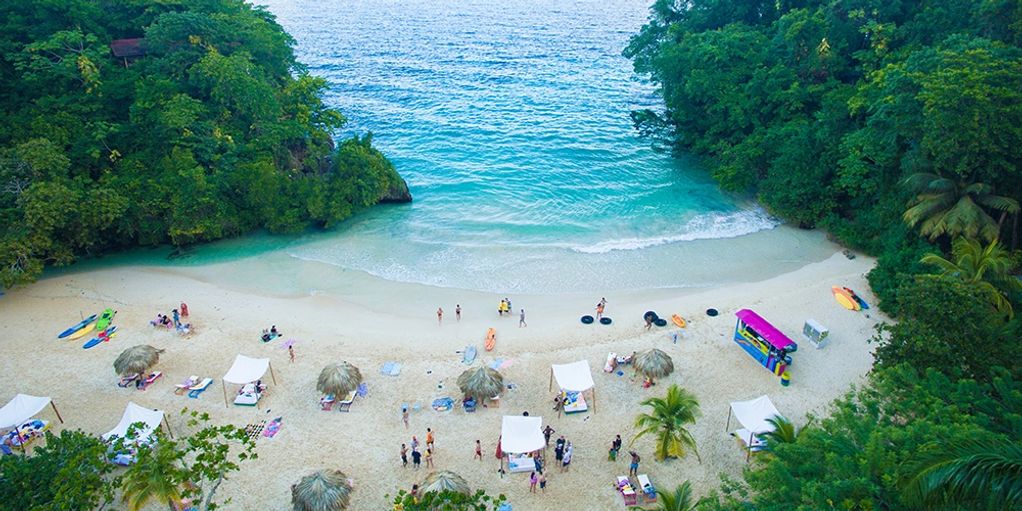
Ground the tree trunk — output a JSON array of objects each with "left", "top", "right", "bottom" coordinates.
[
  {"left": 201, "top": 473, "right": 225, "bottom": 511},
  {"left": 168, "top": 499, "right": 177, "bottom": 511}
]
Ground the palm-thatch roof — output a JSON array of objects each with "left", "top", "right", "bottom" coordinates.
[
  {"left": 292, "top": 469, "right": 352, "bottom": 511},
  {"left": 420, "top": 470, "right": 471, "bottom": 496},
  {"left": 457, "top": 366, "right": 504, "bottom": 402},
  {"left": 317, "top": 362, "right": 362, "bottom": 397},
  {"left": 113, "top": 345, "right": 164, "bottom": 376},
  {"left": 634, "top": 348, "right": 674, "bottom": 379}
]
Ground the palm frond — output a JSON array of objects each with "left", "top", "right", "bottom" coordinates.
[{"left": 901, "top": 439, "right": 1022, "bottom": 510}]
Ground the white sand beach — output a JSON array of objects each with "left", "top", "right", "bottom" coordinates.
[{"left": 0, "top": 249, "right": 882, "bottom": 510}]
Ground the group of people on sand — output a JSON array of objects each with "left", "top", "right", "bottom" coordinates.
[
  {"left": 435, "top": 305, "right": 462, "bottom": 325},
  {"left": 150, "top": 302, "right": 191, "bottom": 332},
  {"left": 401, "top": 427, "right": 437, "bottom": 470}
]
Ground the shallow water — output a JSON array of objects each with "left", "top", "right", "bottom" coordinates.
[{"left": 47, "top": 0, "right": 838, "bottom": 294}]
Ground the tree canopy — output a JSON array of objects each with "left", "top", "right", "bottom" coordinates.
[{"left": 0, "top": 0, "right": 409, "bottom": 287}]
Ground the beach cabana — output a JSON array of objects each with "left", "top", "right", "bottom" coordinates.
[
  {"left": 0, "top": 394, "right": 63, "bottom": 451},
  {"left": 549, "top": 360, "right": 596, "bottom": 415},
  {"left": 725, "top": 395, "right": 783, "bottom": 461},
  {"left": 103, "top": 402, "right": 172, "bottom": 442},
  {"left": 292, "top": 469, "right": 353, "bottom": 511},
  {"left": 499, "top": 415, "right": 545, "bottom": 473},
  {"left": 222, "top": 354, "right": 276, "bottom": 408}
]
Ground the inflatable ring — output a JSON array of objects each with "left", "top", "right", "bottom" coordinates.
[
  {"left": 706, "top": 308, "right": 719, "bottom": 317},
  {"left": 599, "top": 317, "right": 612, "bottom": 325},
  {"left": 654, "top": 318, "right": 668, "bottom": 327},
  {"left": 580, "top": 315, "right": 594, "bottom": 324},
  {"left": 643, "top": 310, "right": 658, "bottom": 321}
]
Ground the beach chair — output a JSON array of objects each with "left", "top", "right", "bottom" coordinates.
[
  {"left": 117, "top": 374, "right": 139, "bottom": 388},
  {"left": 175, "top": 375, "right": 199, "bottom": 395},
  {"left": 463, "top": 397, "right": 477, "bottom": 413},
  {"left": 356, "top": 383, "right": 368, "bottom": 398},
  {"left": 188, "top": 378, "right": 213, "bottom": 398},
  {"left": 139, "top": 372, "right": 163, "bottom": 391},
  {"left": 637, "top": 474, "right": 657, "bottom": 503},
  {"left": 616, "top": 476, "right": 637, "bottom": 506},
  {"left": 337, "top": 390, "right": 356, "bottom": 412}
]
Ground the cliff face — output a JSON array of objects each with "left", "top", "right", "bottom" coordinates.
[{"left": 379, "top": 169, "right": 413, "bottom": 203}]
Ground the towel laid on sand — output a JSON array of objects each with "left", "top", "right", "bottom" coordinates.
[{"left": 380, "top": 361, "right": 402, "bottom": 376}]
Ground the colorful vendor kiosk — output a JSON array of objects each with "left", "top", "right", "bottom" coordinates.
[{"left": 733, "top": 309, "right": 796, "bottom": 385}]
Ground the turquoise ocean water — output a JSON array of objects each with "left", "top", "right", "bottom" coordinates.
[{"left": 51, "top": 0, "right": 837, "bottom": 294}]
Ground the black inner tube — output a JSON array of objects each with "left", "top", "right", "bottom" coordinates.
[
  {"left": 600, "top": 317, "right": 612, "bottom": 325},
  {"left": 580, "top": 315, "right": 594, "bottom": 324},
  {"left": 654, "top": 318, "right": 668, "bottom": 327},
  {"left": 643, "top": 310, "right": 659, "bottom": 321},
  {"left": 706, "top": 308, "right": 719, "bottom": 317}
]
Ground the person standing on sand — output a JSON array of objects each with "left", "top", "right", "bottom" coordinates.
[
  {"left": 288, "top": 345, "right": 295, "bottom": 363},
  {"left": 538, "top": 472, "right": 547, "bottom": 493},
  {"left": 529, "top": 471, "right": 538, "bottom": 493},
  {"left": 425, "top": 448, "right": 434, "bottom": 468},
  {"left": 475, "top": 439, "right": 482, "bottom": 460},
  {"left": 180, "top": 302, "right": 189, "bottom": 317},
  {"left": 519, "top": 309, "right": 527, "bottom": 327},
  {"left": 402, "top": 407, "right": 409, "bottom": 429},
  {"left": 596, "top": 302, "right": 604, "bottom": 320},
  {"left": 426, "top": 427, "right": 435, "bottom": 452},
  {"left": 412, "top": 448, "right": 421, "bottom": 469},
  {"left": 543, "top": 425, "right": 555, "bottom": 446},
  {"left": 456, "top": 304, "right": 461, "bottom": 321},
  {"left": 401, "top": 443, "right": 408, "bottom": 467},
  {"left": 629, "top": 451, "right": 640, "bottom": 477},
  {"left": 437, "top": 307, "right": 443, "bottom": 325},
  {"left": 561, "top": 442, "right": 573, "bottom": 472}
]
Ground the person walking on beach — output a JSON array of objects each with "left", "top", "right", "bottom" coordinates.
[
  {"left": 542, "top": 425, "right": 555, "bottom": 446},
  {"left": 456, "top": 304, "right": 461, "bottom": 321},
  {"left": 538, "top": 472, "right": 547, "bottom": 493},
  {"left": 426, "top": 427, "right": 435, "bottom": 452},
  {"left": 629, "top": 451, "right": 640, "bottom": 477},
  {"left": 519, "top": 308, "right": 527, "bottom": 327},
  {"left": 561, "top": 442, "right": 573, "bottom": 472},
  {"left": 437, "top": 307, "right": 443, "bottom": 325},
  {"left": 402, "top": 406, "right": 409, "bottom": 429},
  {"left": 412, "top": 448, "right": 421, "bottom": 469},
  {"left": 596, "top": 302, "right": 604, "bottom": 320},
  {"left": 425, "top": 448, "right": 434, "bottom": 468},
  {"left": 288, "top": 344, "right": 295, "bottom": 363},
  {"left": 529, "top": 471, "right": 538, "bottom": 493},
  {"left": 401, "top": 443, "right": 408, "bottom": 468},
  {"left": 475, "top": 439, "right": 482, "bottom": 460}
]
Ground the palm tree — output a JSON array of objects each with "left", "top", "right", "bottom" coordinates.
[
  {"left": 757, "top": 415, "right": 812, "bottom": 451},
  {"left": 120, "top": 433, "right": 184, "bottom": 511},
  {"left": 901, "top": 439, "right": 1022, "bottom": 510},
  {"left": 921, "top": 237, "right": 1022, "bottom": 317},
  {"left": 630, "top": 481, "right": 703, "bottom": 511},
  {"left": 632, "top": 384, "right": 701, "bottom": 462},
  {"left": 902, "top": 173, "right": 1018, "bottom": 242}
]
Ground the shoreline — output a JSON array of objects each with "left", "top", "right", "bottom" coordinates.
[{"left": 0, "top": 248, "right": 882, "bottom": 510}]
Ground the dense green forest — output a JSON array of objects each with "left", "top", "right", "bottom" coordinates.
[
  {"left": 0, "top": 0, "right": 409, "bottom": 288},
  {"left": 627, "top": 0, "right": 1022, "bottom": 509}
]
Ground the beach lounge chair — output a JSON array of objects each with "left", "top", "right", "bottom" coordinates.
[
  {"left": 617, "top": 476, "right": 637, "bottom": 506},
  {"left": 188, "top": 378, "right": 213, "bottom": 398},
  {"left": 637, "top": 474, "right": 657, "bottom": 503},
  {"left": 175, "top": 375, "right": 199, "bottom": 395},
  {"left": 118, "top": 374, "right": 139, "bottom": 388},
  {"left": 562, "top": 391, "right": 587, "bottom": 414},
  {"left": 234, "top": 383, "right": 262, "bottom": 406},
  {"left": 356, "top": 383, "right": 368, "bottom": 398},
  {"left": 431, "top": 397, "right": 454, "bottom": 412},
  {"left": 337, "top": 390, "right": 356, "bottom": 412},
  {"left": 139, "top": 372, "right": 163, "bottom": 391}
]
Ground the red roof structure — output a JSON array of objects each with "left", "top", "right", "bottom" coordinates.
[{"left": 110, "top": 38, "right": 146, "bottom": 58}]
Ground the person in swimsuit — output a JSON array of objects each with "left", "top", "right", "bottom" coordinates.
[
  {"left": 519, "top": 309, "right": 527, "bottom": 327},
  {"left": 401, "top": 443, "right": 408, "bottom": 467},
  {"left": 475, "top": 439, "right": 482, "bottom": 460},
  {"left": 437, "top": 307, "right": 443, "bottom": 325},
  {"left": 456, "top": 304, "right": 461, "bottom": 321}
]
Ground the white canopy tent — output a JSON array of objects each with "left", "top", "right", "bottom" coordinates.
[
  {"left": 548, "top": 360, "right": 596, "bottom": 415},
  {"left": 0, "top": 394, "right": 63, "bottom": 451},
  {"left": 103, "top": 402, "right": 172, "bottom": 442},
  {"left": 221, "top": 355, "right": 276, "bottom": 407},
  {"left": 725, "top": 395, "right": 783, "bottom": 461},
  {"left": 499, "top": 415, "right": 545, "bottom": 473}
]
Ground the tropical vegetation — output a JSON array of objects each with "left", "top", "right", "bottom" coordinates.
[
  {"left": 626, "top": 0, "right": 1022, "bottom": 509},
  {"left": 633, "top": 384, "right": 701, "bottom": 462},
  {"left": 631, "top": 481, "right": 704, "bottom": 511},
  {"left": 0, "top": 0, "right": 409, "bottom": 288}
]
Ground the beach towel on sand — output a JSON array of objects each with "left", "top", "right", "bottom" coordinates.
[
  {"left": 380, "top": 361, "right": 402, "bottom": 376},
  {"left": 263, "top": 417, "right": 282, "bottom": 438}
]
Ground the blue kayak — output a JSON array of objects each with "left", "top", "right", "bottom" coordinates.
[
  {"left": 58, "top": 314, "right": 97, "bottom": 339},
  {"left": 83, "top": 326, "right": 117, "bottom": 349}
]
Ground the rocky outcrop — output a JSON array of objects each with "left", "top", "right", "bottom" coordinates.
[{"left": 379, "top": 169, "right": 412, "bottom": 203}]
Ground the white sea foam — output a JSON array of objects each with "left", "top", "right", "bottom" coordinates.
[{"left": 570, "top": 208, "right": 779, "bottom": 254}]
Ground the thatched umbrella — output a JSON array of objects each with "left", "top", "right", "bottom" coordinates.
[
  {"left": 291, "top": 469, "right": 352, "bottom": 511},
  {"left": 113, "top": 345, "right": 164, "bottom": 376},
  {"left": 317, "top": 362, "right": 362, "bottom": 398},
  {"left": 457, "top": 366, "right": 504, "bottom": 402},
  {"left": 420, "top": 470, "right": 471, "bottom": 496},
  {"left": 634, "top": 348, "right": 674, "bottom": 382}
]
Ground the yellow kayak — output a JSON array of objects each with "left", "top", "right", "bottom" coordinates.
[
  {"left": 68, "top": 322, "right": 96, "bottom": 339},
  {"left": 832, "top": 286, "right": 860, "bottom": 311},
  {"left": 671, "top": 314, "right": 686, "bottom": 328}
]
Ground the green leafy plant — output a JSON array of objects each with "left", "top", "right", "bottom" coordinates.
[{"left": 632, "top": 384, "right": 701, "bottom": 462}]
